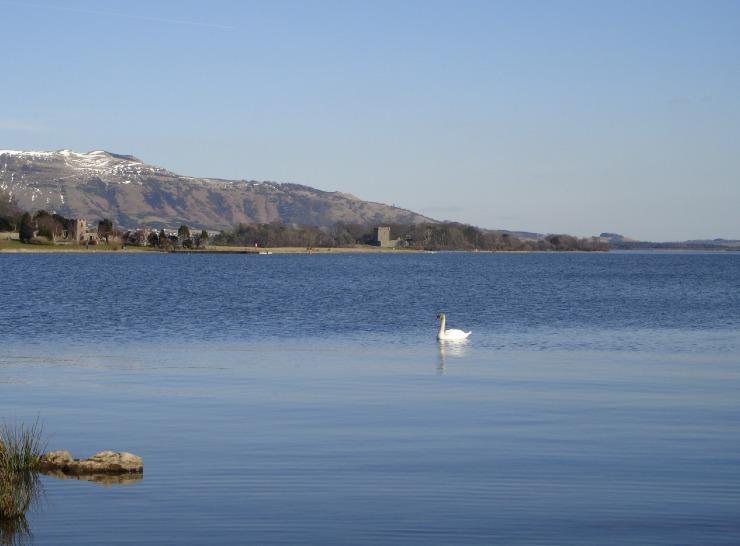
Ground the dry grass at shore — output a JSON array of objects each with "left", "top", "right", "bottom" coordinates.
[
  {"left": 0, "top": 421, "right": 45, "bottom": 520},
  {"left": 0, "top": 239, "right": 150, "bottom": 253}
]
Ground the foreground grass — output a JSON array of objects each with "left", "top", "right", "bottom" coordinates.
[
  {"left": 0, "top": 422, "right": 45, "bottom": 520},
  {"left": 0, "top": 421, "right": 45, "bottom": 476}
]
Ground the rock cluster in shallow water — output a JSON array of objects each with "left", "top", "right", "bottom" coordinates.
[{"left": 39, "top": 450, "right": 143, "bottom": 474}]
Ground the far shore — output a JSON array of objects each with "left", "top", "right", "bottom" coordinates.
[
  {"left": 4, "top": 242, "right": 736, "bottom": 255},
  {"left": 4, "top": 239, "right": 735, "bottom": 255},
  {"left": 0, "top": 240, "right": 421, "bottom": 254}
]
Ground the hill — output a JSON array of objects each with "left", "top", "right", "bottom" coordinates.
[
  {"left": 599, "top": 232, "right": 740, "bottom": 250},
  {"left": 0, "top": 150, "right": 434, "bottom": 229}
]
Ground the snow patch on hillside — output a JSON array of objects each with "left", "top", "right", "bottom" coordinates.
[{"left": 0, "top": 149, "right": 169, "bottom": 180}]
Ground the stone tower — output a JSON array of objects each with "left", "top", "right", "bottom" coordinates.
[{"left": 69, "top": 218, "right": 86, "bottom": 243}]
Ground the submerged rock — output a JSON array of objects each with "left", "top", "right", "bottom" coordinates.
[{"left": 39, "top": 450, "right": 143, "bottom": 475}]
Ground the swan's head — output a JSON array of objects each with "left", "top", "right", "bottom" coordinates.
[{"left": 436, "top": 313, "right": 445, "bottom": 321}]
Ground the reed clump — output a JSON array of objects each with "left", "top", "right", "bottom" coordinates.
[
  {"left": 0, "top": 421, "right": 45, "bottom": 520},
  {"left": 0, "top": 512, "right": 31, "bottom": 546}
]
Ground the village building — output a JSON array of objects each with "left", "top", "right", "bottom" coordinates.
[
  {"left": 372, "top": 226, "right": 400, "bottom": 248},
  {"left": 123, "top": 228, "right": 154, "bottom": 246},
  {"left": 68, "top": 218, "right": 86, "bottom": 243},
  {"left": 66, "top": 218, "right": 99, "bottom": 244}
]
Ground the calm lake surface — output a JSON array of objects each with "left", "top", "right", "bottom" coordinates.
[{"left": 1, "top": 252, "right": 739, "bottom": 545}]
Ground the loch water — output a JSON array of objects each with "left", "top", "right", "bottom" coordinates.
[{"left": 1, "top": 252, "right": 739, "bottom": 545}]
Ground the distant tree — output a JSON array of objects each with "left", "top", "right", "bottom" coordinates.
[
  {"left": 0, "top": 190, "right": 21, "bottom": 231},
  {"left": 33, "top": 210, "right": 58, "bottom": 240},
  {"left": 19, "top": 212, "right": 34, "bottom": 243},
  {"left": 98, "top": 218, "right": 114, "bottom": 243},
  {"left": 147, "top": 231, "right": 159, "bottom": 247},
  {"left": 53, "top": 213, "right": 71, "bottom": 232},
  {"left": 208, "top": 221, "right": 607, "bottom": 252},
  {"left": 178, "top": 224, "right": 190, "bottom": 241},
  {"left": 193, "top": 229, "right": 208, "bottom": 249}
]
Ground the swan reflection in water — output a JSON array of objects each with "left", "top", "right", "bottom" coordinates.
[{"left": 437, "top": 339, "right": 469, "bottom": 373}]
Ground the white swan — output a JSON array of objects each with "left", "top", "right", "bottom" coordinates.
[{"left": 436, "top": 313, "right": 471, "bottom": 340}]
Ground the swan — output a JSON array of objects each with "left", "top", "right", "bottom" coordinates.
[{"left": 436, "top": 313, "right": 471, "bottom": 340}]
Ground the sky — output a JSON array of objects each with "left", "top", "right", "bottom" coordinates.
[{"left": 1, "top": 0, "right": 739, "bottom": 240}]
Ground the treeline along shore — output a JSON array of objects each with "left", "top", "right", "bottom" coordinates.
[
  {"left": 214, "top": 222, "right": 608, "bottom": 251},
  {"left": 0, "top": 189, "right": 608, "bottom": 252}
]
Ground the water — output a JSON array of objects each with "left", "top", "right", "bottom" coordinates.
[{"left": 1, "top": 252, "right": 739, "bottom": 545}]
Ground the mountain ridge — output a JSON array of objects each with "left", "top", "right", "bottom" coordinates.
[{"left": 0, "top": 149, "right": 435, "bottom": 230}]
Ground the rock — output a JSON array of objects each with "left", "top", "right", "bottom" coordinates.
[
  {"left": 78, "top": 451, "right": 143, "bottom": 473},
  {"left": 38, "top": 450, "right": 143, "bottom": 475},
  {"left": 39, "top": 450, "right": 73, "bottom": 467}
]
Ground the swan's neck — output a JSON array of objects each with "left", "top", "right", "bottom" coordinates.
[{"left": 438, "top": 315, "right": 446, "bottom": 337}]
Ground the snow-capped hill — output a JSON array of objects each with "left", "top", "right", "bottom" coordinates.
[
  {"left": 0, "top": 149, "right": 434, "bottom": 229},
  {"left": 0, "top": 149, "right": 139, "bottom": 164},
  {"left": 0, "top": 149, "right": 169, "bottom": 179}
]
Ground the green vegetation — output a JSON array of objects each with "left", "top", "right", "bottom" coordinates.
[
  {"left": 33, "top": 211, "right": 70, "bottom": 241},
  {"left": 0, "top": 191, "right": 21, "bottom": 232},
  {"left": 0, "top": 189, "right": 75, "bottom": 245},
  {"left": 213, "top": 222, "right": 608, "bottom": 251},
  {"left": 383, "top": 223, "right": 607, "bottom": 251},
  {"left": 0, "top": 513, "right": 32, "bottom": 546},
  {"left": 97, "top": 218, "right": 113, "bottom": 243},
  {"left": 0, "top": 422, "right": 45, "bottom": 483},
  {"left": 148, "top": 231, "right": 160, "bottom": 247},
  {"left": 17, "top": 214, "right": 34, "bottom": 245},
  {"left": 0, "top": 421, "right": 45, "bottom": 521},
  {"left": 213, "top": 222, "right": 351, "bottom": 248}
]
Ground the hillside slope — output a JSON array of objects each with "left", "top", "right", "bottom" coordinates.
[{"left": 0, "top": 150, "right": 434, "bottom": 229}]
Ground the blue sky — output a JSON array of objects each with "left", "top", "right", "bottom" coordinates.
[{"left": 1, "top": 0, "right": 739, "bottom": 240}]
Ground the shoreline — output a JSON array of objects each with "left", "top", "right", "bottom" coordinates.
[
  {"left": 2, "top": 242, "right": 737, "bottom": 255},
  {"left": 0, "top": 244, "right": 421, "bottom": 254}
]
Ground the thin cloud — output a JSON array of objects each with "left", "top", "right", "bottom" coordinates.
[
  {"left": 3, "top": 1, "right": 235, "bottom": 30},
  {"left": 0, "top": 119, "right": 46, "bottom": 132}
]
